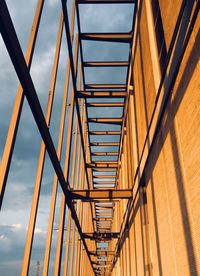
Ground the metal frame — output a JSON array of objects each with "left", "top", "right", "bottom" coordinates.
[{"left": 1, "top": 0, "right": 195, "bottom": 274}]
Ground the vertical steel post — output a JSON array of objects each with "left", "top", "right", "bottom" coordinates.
[
  {"left": 21, "top": 14, "right": 63, "bottom": 276},
  {"left": 42, "top": 3, "right": 76, "bottom": 275},
  {"left": 74, "top": 120, "right": 87, "bottom": 276},
  {"left": 62, "top": 114, "right": 78, "bottom": 276},
  {"left": 63, "top": 98, "right": 84, "bottom": 275},
  {"left": 124, "top": 132, "right": 132, "bottom": 276},
  {"left": 68, "top": 144, "right": 81, "bottom": 276},
  {"left": 126, "top": 113, "right": 135, "bottom": 274},
  {"left": 0, "top": 0, "right": 44, "bottom": 210},
  {"left": 54, "top": 35, "right": 79, "bottom": 276}
]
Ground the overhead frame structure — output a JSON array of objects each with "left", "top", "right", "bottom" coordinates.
[
  {"left": 0, "top": 0, "right": 136, "bottom": 274},
  {"left": 0, "top": 0, "right": 199, "bottom": 275}
]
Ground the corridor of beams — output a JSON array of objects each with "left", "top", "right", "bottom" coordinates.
[
  {"left": 0, "top": 0, "right": 200, "bottom": 276},
  {"left": 0, "top": 0, "right": 137, "bottom": 274},
  {"left": 1, "top": 0, "right": 199, "bottom": 275}
]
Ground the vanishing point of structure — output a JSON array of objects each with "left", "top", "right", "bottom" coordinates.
[{"left": 0, "top": 0, "right": 200, "bottom": 275}]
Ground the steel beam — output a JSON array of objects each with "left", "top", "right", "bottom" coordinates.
[
  {"left": 80, "top": 33, "right": 132, "bottom": 43},
  {"left": 61, "top": 0, "right": 96, "bottom": 231},
  {"left": 93, "top": 181, "right": 115, "bottom": 185},
  {"left": 89, "top": 131, "right": 121, "bottom": 135},
  {"left": 0, "top": 0, "right": 69, "bottom": 200},
  {"left": 0, "top": 0, "right": 44, "bottom": 210},
  {"left": 61, "top": 1, "right": 97, "bottom": 272},
  {"left": 0, "top": 2, "right": 93, "bottom": 274},
  {"left": 42, "top": 4, "right": 76, "bottom": 274},
  {"left": 91, "top": 151, "right": 119, "bottom": 156},
  {"left": 87, "top": 103, "right": 124, "bottom": 108},
  {"left": 87, "top": 162, "right": 118, "bottom": 168},
  {"left": 92, "top": 168, "right": 117, "bottom": 172},
  {"left": 22, "top": 14, "right": 64, "bottom": 276},
  {"left": 85, "top": 84, "right": 126, "bottom": 89},
  {"left": 83, "top": 232, "right": 119, "bottom": 240},
  {"left": 90, "top": 142, "right": 120, "bottom": 146},
  {"left": 88, "top": 118, "right": 123, "bottom": 124},
  {"left": 83, "top": 61, "right": 129, "bottom": 67},
  {"left": 90, "top": 251, "right": 114, "bottom": 256},
  {"left": 77, "top": 91, "right": 127, "bottom": 98},
  {"left": 54, "top": 35, "right": 79, "bottom": 276},
  {"left": 63, "top": 103, "right": 80, "bottom": 276},
  {"left": 70, "top": 189, "right": 132, "bottom": 200}
]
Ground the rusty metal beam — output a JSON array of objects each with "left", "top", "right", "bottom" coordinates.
[{"left": 70, "top": 189, "right": 132, "bottom": 200}]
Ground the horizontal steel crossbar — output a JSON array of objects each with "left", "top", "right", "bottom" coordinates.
[
  {"left": 83, "top": 61, "right": 129, "bottom": 67},
  {"left": 87, "top": 103, "right": 124, "bottom": 107},
  {"left": 88, "top": 117, "right": 123, "bottom": 124},
  {"left": 80, "top": 32, "right": 132, "bottom": 43},
  {"left": 83, "top": 232, "right": 120, "bottom": 240},
  {"left": 70, "top": 189, "right": 132, "bottom": 200}
]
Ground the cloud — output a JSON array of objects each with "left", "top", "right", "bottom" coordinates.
[
  {"left": 35, "top": 227, "right": 46, "bottom": 235},
  {"left": 79, "top": 3, "right": 134, "bottom": 32},
  {"left": 0, "top": 234, "right": 6, "bottom": 240},
  {"left": 11, "top": 223, "right": 24, "bottom": 230}
]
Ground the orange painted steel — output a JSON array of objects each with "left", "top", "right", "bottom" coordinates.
[
  {"left": 2, "top": 0, "right": 197, "bottom": 275},
  {"left": 0, "top": 0, "right": 45, "bottom": 210}
]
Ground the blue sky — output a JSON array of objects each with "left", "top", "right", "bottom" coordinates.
[{"left": 0, "top": 1, "right": 134, "bottom": 275}]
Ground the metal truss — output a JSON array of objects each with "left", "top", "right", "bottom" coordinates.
[
  {"left": 0, "top": 0, "right": 136, "bottom": 274},
  {"left": 1, "top": 0, "right": 198, "bottom": 275}
]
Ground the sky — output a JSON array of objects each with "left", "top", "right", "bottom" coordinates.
[{"left": 0, "top": 1, "right": 134, "bottom": 275}]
